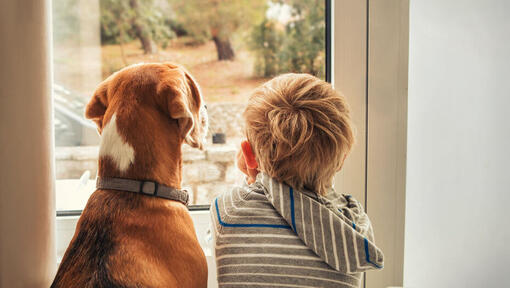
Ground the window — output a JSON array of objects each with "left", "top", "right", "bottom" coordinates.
[{"left": 53, "top": 0, "right": 329, "bottom": 212}]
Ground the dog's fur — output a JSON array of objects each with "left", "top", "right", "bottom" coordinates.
[{"left": 51, "top": 63, "right": 208, "bottom": 288}]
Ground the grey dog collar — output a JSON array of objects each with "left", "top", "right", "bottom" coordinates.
[{"left": 96, "top": 177, "right": 189, "bottom": 206}]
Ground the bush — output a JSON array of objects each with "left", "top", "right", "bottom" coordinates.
[
  {"left": 250, "top": 20, "right": 285, "bottom": 77},
  {"left": 249, "top": 0, "right": 325, "bottom": 79}
]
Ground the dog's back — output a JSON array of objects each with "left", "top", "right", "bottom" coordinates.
[
  {"left": 53, "top": 189, "right": 206, "bottom": 288},
  {"left": 51, "top": 191, "right": 132, "bottom": 288}
]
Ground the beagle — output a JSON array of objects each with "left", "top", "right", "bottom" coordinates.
[{"left": 51, "top": 63, "right": 208, "bottom": 288}]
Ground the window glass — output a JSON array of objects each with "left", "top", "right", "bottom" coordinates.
[{"left": 53, "top": 0, "right": 327, "bottom": 211}]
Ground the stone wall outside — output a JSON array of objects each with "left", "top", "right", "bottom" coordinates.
[
  {"left": 55, "top": 102, "right": 247, "bottom": 205},
  {"left": 206, "top": 103, "right": 246, "bottom": 138},
  {"left": 55, "top": 142, "right": 243, "bottom": 206}
]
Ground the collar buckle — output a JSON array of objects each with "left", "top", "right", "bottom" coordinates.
[{"left": 139, "top": 180, "right": 159, "bottom": 196}]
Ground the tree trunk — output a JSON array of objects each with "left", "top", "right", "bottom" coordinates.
[
  {"left": 117, "top": 22, "right": 128, "bottom": 66},
  {"left": 212, "top": 36, "right": 235, "bottom": 61},
  {"left": 129, "top": 0, "right": 155, "bottom": 54},
  {"left": 135, "top": 28, "right": 154, "bottom": 54}
]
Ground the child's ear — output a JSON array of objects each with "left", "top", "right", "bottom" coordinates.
[{"left": 241, "top": 140, "right": 258, "bottom": 169}]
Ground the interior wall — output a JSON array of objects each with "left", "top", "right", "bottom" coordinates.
[
  {"left": 0, "top": 0, "right": 56, "bottom": 286},
  {"left": 405, "top": 0, "right": 510, "bottom": 287}
]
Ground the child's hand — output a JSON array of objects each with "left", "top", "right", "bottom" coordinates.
[{"left": 236, "top": 147, "right": 259, "bottom": 184}]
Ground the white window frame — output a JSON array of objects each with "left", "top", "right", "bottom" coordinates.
[{"left": 332, "top": 1, "right": 408, "bottom": 287}]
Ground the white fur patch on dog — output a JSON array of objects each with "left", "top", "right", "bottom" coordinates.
[{"left": 99, "top": 113, "right": 135, "bottom": 172}]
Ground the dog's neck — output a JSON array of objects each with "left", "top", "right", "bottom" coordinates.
[
  {"left": 97, "top": 113, "right": 184, "bottom": 189},
  {"left": 97, "top": 150, "right": 183, "bottom": 190}
]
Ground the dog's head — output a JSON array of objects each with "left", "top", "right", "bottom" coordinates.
[{"left": 85, "top": 63, "right": 208, "bottom": 152}]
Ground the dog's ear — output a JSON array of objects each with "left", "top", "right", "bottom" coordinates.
[
  {"left": 159, "top": 64, "right": 207, "bottom": 149},
  {"left": 157, "top": 68, "right": 195, "bottom": 141},
  {"left": 85, "top": 80, "right": 108, "bottom": 134},
  {"left": 183, "top": 70, "right": 207, "bottom": 150}
]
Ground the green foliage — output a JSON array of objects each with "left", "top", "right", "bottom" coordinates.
[
  {"left": 170, "top": 0, "right": 266, "bottom": 47},
  {"left": 99, "top": 0, "right": 174, "bottom": 48},
  {"left": 100, "top": 0, "right": 132, "bottom": 44},
  {"left": 250, "top": 20, "right": 285, "bottom": 77},
  {"left": 56, "top": 0, "right": 325, "bottom": 77},
  {"left": 249, "top": 0, "right": 326, "bottom": 78}
]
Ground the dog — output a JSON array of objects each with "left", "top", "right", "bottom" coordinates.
[{"left": 51, "top": 63, "right": 209, "bottom": 288}]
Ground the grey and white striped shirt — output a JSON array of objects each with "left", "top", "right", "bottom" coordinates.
[{"left": 210, "top": 173, "right": 384, "bottom": 288}]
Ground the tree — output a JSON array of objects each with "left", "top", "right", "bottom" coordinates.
[
  {"left": 100, "top": 0, "right": 174, "bottom": 54},
  {"left": 212, "top": 33, "right": 235, "bottom": 61},
  {"left": 100, "top": 0, "right": 132, "bottom": 63},
  {"left": 284, "top": 0, "right": 325, "bottom": 77},
  {"left": 171, "top": 0, "right": 265, "bottom": 61},
  {"left": 129, "top": 0, "right": 156, "bottom": 54},
  {"left": 249, "top": 0, "right": 326, "bottom": 78},
  {"left": 249, "top": 19, "right": 285, "bottom": 77}
]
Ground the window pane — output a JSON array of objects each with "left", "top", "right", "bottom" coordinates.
[{"left": 53, "top": 0, "right": 326, "bottom": 211}]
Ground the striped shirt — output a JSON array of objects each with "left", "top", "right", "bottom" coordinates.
[{"left": 210, "top": 173, "right": 384, "bottom": 288}]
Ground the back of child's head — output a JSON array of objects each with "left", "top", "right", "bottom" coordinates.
[{"left": 244, "top": 73, "right": 354, "bottom": 195}]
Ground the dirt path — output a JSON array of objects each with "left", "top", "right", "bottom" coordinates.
[{"left": 102, "top": 40, "right": 269, "bottom": 103}]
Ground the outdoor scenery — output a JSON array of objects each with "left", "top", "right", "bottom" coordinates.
[{"left": 53, "top": 0, "right": 326, "bottom": 209}]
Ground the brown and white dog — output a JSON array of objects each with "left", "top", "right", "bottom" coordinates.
[{"left": 51, "top": 63, "right": 208, "bottom": 288}]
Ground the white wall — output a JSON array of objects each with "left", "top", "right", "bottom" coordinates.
[{"left": 405, "top": 0, "right": 510, "bottom": 287}]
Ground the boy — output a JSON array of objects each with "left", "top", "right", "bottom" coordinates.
[{"left": 210, "top": 74, "right": 384, "bottom": 287}]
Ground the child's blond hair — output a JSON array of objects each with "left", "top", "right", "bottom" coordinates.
[{"left": 243, "top": 73, "right": 354, "bottom": 195}]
